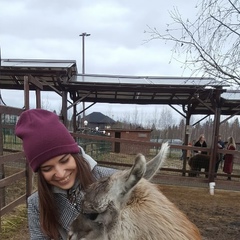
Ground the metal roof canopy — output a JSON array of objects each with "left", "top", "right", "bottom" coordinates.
[
  {"left": 67, "top": 74, "right": 232, "bottom": 116},
  {"left": 1, "top": 58, "right": 240, "bottom": 182},
  {"left": 0, "top": 59, "right": 239, "bottom": 117},
  {"left": 0, "top": 59, "right": 240, "bottom": 115},
  {"left": 0, "top": 59, "right": 78, "bottom": 92}
]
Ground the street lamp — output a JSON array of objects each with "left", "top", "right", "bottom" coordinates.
[
  {"left": 79, "top": 32, "right": 91, "bottom": 74},
  {"left": 83, "top": 120, "right": 88, "bottom": 135},
  {"left": 84, "top": 120, "right": 88, "bottom": 127},
  {"left": 79, "top": 32, "right": 90, "bottom": 122}
]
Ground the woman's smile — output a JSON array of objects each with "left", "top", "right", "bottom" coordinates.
[
  {"left": 41, "top": 154, "right": 78, "bottom": 189},
  {"left": 57, "top": 173, "right": 72, "bottom": 185}
]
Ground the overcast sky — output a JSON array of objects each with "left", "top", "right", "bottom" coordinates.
[{"left": 0, "top": 0, "right": 199, "bottom": 125}]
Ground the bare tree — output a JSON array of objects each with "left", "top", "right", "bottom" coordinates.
[
  {"left": 131, "top": 106, "right": 140, "bottom": 126},
  {"left": 145, "top": 0, "right": 240, "bottom": 85},
  {"left": 41, "top": 99, "right": 51, "bottom": 110},
  {"left": 157, "top": 107, "right": 175, "bottom": 139},
  {"left": 145, "top": 106, "right": 160, "bottom": 129},
  {"left": 158, "top": 106, "right": 174, "bottom": 130}
]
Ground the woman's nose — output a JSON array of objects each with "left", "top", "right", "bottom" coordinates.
[{"left": 54, "top": 166, "right": 66, "bottom": 178}]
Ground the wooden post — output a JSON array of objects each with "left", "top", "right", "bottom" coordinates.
[
  {"left": 24, "top": 76, "right": 30, "bottom": 110},
  {"left": 0, "top": 113, "right": 5, "bottom": 209},
  {"left": 36, "top": 88, "right": 41, "bottom": 108},
  {"left": 209, "top": 107, "right": 221, "bottom": 182},
  {"left": 73, "top": 104, "right": 77, "bottom": 136},
  {"left": 182, "top": 115, "right": 190, "bottom": 176},
  {"left": 24, "top": 75, "right": 33, "bottom": 199},
  {"left": 62, "top": 91, "right": 68, "bottom": 127},
  {"left": 208, "top": 89, "right": 222, "bottom": 182}
]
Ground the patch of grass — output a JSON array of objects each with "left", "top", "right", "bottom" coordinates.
[{"left": 1, "top": 204, "right": 28, "bottom": 239}]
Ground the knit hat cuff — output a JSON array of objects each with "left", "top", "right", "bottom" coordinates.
[{"left": 30, "top": 143, "right": 79, "bottom": 172}]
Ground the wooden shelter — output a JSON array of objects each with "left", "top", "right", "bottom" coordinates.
[{"left": 1, "top": 58, "right": 240, "bottom": 181}]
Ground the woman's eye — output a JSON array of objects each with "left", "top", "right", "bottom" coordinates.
[
  {"left": 60, "top": 158, "right": 69, "bottom": 164},
  {"left": 41, "top": 167, "right": 52, "bottom": 172}
]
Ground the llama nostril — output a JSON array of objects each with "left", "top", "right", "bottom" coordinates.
[{"left": 83, "top": 212, "right": 99, "bottom": 220}]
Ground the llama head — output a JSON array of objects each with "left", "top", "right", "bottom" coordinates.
[{"left": 68, "top": 142, "right": 169, "bottom": 240}]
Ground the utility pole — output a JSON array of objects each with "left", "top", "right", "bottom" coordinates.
[{"left": 79, "top": 32, "right": 90, "bottom": 125}]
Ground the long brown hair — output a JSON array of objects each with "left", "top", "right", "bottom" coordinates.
[{"left": 37, "top": 153, "right": 96, "bottom": 239}]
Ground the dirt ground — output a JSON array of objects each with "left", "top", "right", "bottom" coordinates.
[
  {"left": 160, "top": 185, "right": 240, "bottom": 240},
  {"left": 5, "top": 184, "right": 240, "bottom": 240}
]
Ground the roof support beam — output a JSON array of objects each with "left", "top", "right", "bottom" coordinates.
[
  {"left": 76, "top": 102, "right": 96, "bottom": 117},
  {"left": 169, "top": 104, "right": 186, "bottom": 118},
  {"left": 193, "top": 94, "right": 215, "bottom": 114},
  {"left": 28, "top": 75, "right": 43, "bottom": 90}
]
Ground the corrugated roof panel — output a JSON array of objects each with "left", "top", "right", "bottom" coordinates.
[
  {"left": 1, "top": 59, "right": 76, "bottom": 68},
  {"left": 73, "top": 74, "right": 225, "bottom": 87}
]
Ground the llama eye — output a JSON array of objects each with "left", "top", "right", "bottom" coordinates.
[{"left": 83, "top": 213, "right": 99, "bottom": 221}]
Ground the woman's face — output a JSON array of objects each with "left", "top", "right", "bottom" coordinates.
[{"left": 40, "top": 154, "right": 77, "bottom": 190}]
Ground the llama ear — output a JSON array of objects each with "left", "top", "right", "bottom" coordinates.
[
  {"left": 144, "top": 142, "right": 169, "bottom": 180},
  {"left": 121, "top": 154, "right": 146, "bottom": 194}
]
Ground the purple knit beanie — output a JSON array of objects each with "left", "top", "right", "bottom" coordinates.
[{"left": 15, "top": 109, "right": 79, "bottom": 172}]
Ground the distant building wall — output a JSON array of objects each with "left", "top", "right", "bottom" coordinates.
[{"left": 106, "top": 129, "right": 152, "bottom": 155}]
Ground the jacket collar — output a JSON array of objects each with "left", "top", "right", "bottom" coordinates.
[
  {"left": 52, "top": 180, "right": 82, "bottom": 235},
  {"left": 54, "top": 193, "right": 79, "bottom": 238}
]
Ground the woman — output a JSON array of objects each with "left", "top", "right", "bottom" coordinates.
[
  {"left": 15, "top": 109, "right": 115, "bottom": 239},
  {"left": 194, "top": 134, "right": 207, "bottom": 155},
  {"left": 223, "top": 136, "right": 236, "bottom": 180}
]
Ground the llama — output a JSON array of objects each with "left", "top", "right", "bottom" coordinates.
[
  {"left": 188, "top": 154, "right": 211, "bottom": 177},
  {"left": 188, "top": 153, "right": 220, "bottom": 177},
  {"left": 68, "top": 142, "right": 202, "bottom": 240}
]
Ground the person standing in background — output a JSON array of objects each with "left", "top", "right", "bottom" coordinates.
[
  {"left": 187, "top": 142, "right": 192, "bottom": 159},
  {"left": 223, "top": 136, "right": 236, "bottom": 180},
  {"left": 216, "top": 134, "right": 225, "bottom": 171},
  {"left": 194, "top": 134, "right": 207, "bottom": 155}
]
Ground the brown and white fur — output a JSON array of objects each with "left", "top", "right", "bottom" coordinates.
[{"left": 68, "top": 142, "right": 202, "bottom": 240}]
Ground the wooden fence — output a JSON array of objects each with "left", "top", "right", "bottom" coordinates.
[
  {"left": 1, "top": 115, "right": 240, "bottom": 232},
  {"left": 0, "top": 105, "right": 31, "bottom": 232}
]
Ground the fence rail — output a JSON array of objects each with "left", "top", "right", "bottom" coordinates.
[
  {"left": 0, "top": 106, "right": 26, "bottom": 233},
  {"left": 1, "top": 117, "right": 240, "bottom": 233}
]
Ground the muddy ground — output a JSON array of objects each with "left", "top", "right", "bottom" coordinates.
[
  {"left": 4, "top": 184, "right": 240, "bottom": 240},
  {"left": 161, "top": 185, "right": 240, "bottom": 240}
]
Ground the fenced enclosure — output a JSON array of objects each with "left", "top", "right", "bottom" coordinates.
[
  {"left": 1, "top": 112, "right": 240, "bottom": 235},
  {"left": 73, "top": 132, "right": 240, "bottom": 191},
  {"left": 0, "top": 106, "right": 30, "bottom": 234}
]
